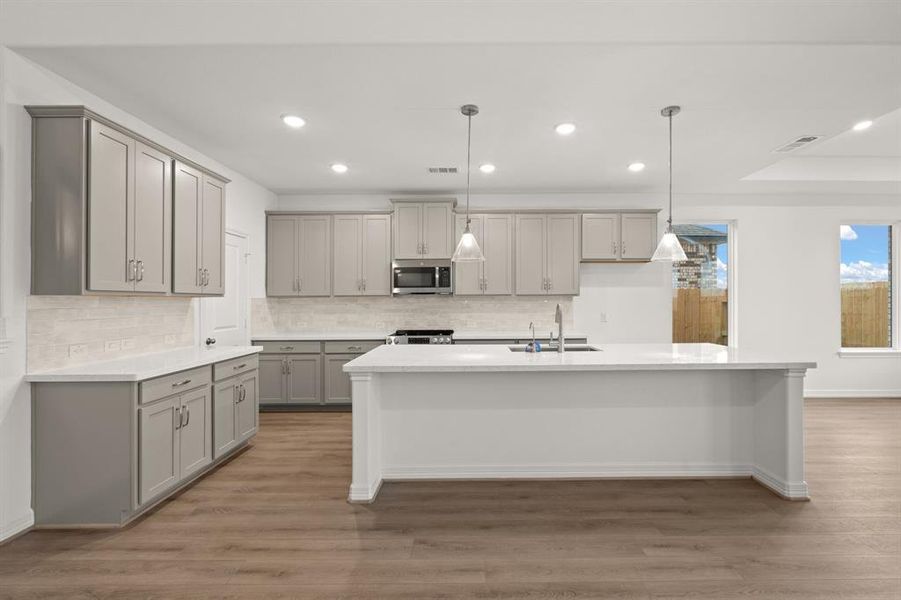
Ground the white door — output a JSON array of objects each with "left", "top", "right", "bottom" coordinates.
[{"left": 200, "top": 230, "right": 249, "bottom": 347}]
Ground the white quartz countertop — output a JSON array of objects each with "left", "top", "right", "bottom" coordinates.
[
  {"left": 252, "top": 332, "right": 389, "bottom": 341},
  {"left": 26, "top": 346, "right": 264, "bottom": 383},
  {"left": 251, "top": 331, "right": 588, "bottom": 341},
  {"left": 344, "top": 343, "right": 816, "bottom": 373}
]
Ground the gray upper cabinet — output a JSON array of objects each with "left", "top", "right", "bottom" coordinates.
[
  {"left": 515, "top": 213, "right": 580, "bottom": 295},
  {"left": 173, "top": 161, "right": 226, "bottom": 295},
  {"left": 454, "top": 214, "right": 513, "bottom": 296},
  {"left": 581, "top": 212, "right": 658, "bottom": 262},
  {"left": 27, "top": 106, "right": 227, "bottom": 296},
  {"left": 266, "top": 214, "right": 331, "bottom": 296},
  {"left": 333, "top": 214, "right": 391, "bottom": 296},
  {"left": 392, "top": 200, "right": 454, "bottom": 259}
]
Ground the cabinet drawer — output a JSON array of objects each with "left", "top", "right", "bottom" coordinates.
[
  {"left": 213, "top": 354, "right": 259, "bottom": 381},
  {"left": 257, "top": 341, "right": 321, "bottom": 354},
  {"left": 324, "top": 340, "right": 381, "bottom": 354},
  {"left": 140, "top": 366, "right": 211, "bottom": 405}
]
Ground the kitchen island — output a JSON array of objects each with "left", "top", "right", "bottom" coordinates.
[{"left": 343, "top": 343, "right": 815, "bottom": 502}]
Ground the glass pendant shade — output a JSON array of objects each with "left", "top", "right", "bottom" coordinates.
[
  {"left": 452, "top": 224, "right": 484, "bottom": 262},
  {"left": 651, "top": 228, "right": 687, "bottom": 262}
]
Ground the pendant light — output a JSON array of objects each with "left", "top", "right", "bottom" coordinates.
[
  {"left": 651, "top": 105, "right": 688, "bottom": 262},
  {"left": 452, "top": 104, "right": 485, "bottom": 262}
]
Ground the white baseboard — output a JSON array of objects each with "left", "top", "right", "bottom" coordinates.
[
  {"left": 0, "top": 509, "right": 34, "bottom": 543},
  {"left": 752, "top": 466, "right": 809, "bottom": 500},
  {"left": 382, "top": 463, "right": 755, "bottom": 480},
  {"left": 347, "top": 479, "right": 382, "bottom": 503},
  {"left": 806, "top": 390, "right": 901, "bottom": 399}
]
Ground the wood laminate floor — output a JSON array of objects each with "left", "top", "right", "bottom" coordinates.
[{"left": 1, "top": 399, "right": 899, "bottom": 599}]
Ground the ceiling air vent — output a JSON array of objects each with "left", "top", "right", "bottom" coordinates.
[
  {"left": 772, "top": 135, "right": 824, "bottom": 154},
  {"left": 428, "top": 167, "right": 459, "bottom": 174}
]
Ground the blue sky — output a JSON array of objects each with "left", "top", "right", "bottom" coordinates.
[{"left": 840, "top": 225, "right": 890, "bottom": 284}]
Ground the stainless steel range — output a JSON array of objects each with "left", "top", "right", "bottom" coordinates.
[{"left": 385, "top": 329, "right": 454, "bottom": 345}]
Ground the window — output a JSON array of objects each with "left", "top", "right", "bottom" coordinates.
[
  {"left": 840, "top": 225, "right": 891, "bottom": 348},
  {"left": 672, "top": 224, "right": 729, "bottom": 345}
]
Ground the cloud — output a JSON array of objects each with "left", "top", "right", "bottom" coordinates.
[
  {"left": 716, "top": 257, "right": 727, "bottom": 289},
  {"left": 841, "top": 260, "right": 888, "bottom": 283},
  {"left": 840, "top": 225, "right": 858, "bottom": 241}
]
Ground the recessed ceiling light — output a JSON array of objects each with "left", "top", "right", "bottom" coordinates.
[
  {"left": 281, "top": 114, "right": 305, "bottom": 129},
  {"left": 330, "top": 163, "right": 348, "bottom": 174},
  {"left": 852, "top": 120, "right": 873, "bottom": 131},
  {"left": 628, "top": 162, "right": 646, "bottom": 172},
  {"left": 555, "top": 123, "right": 576, "bottom": 136},
  {"left": 479, "top": 163, "right": 496, "bottom": 174}
]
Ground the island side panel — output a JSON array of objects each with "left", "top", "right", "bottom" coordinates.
[
  {"left": 32, "top": 382, "right": 136, "bottom": 526},
  {"left": 373, "top": 370, "right": 757, "bottom": 480},
  {"left": 349, "top": 373, "right": 383, "bottom": 502},
  {"left": 752, "top": 368, "right": 809, "bottom": 500}
]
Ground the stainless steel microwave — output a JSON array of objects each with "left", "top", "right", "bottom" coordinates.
[{"left": 392, "top": 260, "right": 453, "bottom": 295}]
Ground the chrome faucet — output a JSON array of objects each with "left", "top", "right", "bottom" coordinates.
[
  {"left": 554, "top": 303, "right": 565, "bottom": 353},
  {"left": 529, "top": 322, "right": 536, "bottom": 348}
]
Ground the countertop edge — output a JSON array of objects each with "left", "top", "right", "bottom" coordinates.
[
  {"left": 344, "top": 362, "right": 817, "bottom": 373},
  {"left": 26, "top": 347, "right": 264, "bottom": 383}
]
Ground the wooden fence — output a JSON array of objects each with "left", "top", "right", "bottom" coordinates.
[
  {"left": 673, "top": 289, "right": 728, "bottom": 345},
  {"left": 841, "top": 281, "right": 890, "bottom": 348}
]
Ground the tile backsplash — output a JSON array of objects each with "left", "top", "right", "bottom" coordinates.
[
  {"left": 252, "top": 296, "right": 574, "bottom": 336},
  {"left": 28, "top": 296, "right": 194, "bottom": 371}
]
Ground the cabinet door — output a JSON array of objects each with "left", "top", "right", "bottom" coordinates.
[
  {"left": 237, "top": 371, "right": 259, "bottom": 441},
  {"left": 422, "top": 203, "right": 452, "bottom": 258},
  {"left": 297, "top": 216, "right": 331, "bottom": 296},
  {"left": 361, "top": 215, "right": 391, "bottom": 295},
  {"left": 332, "top": 215, "right": 362, "bottom": 296},
  {"left": 259, "top": 355, "right": 287, "bottom": 404},
  {"left": 324, "top": 354, "right": 354, "bottom": 404},
  {"left": 87, "top": 122, "right": 134, "bottom": 292},
  {"left": 453, "top": 214, "right": 483, "bottom": 295},
  {"left": 179, "top": 387, "right": 212, "bottom": 479},
  {"left": 267, "top": 216, "right": 298, "bottom": 296},
  {"left": 172, "top": 162, "right": 203, "bottom": 294},
  {"left": 483, "top": 214, "right": 513, "bottom": 295},
  {"left": 581, "top": 214, "right": 619, "bottom": 261},
  {"left": 133, "top": 142, "right": 172, "bottom": 293},
  {"left": 393, "top": 203, "right": 422, "bottom": 259},
  {"left": 621, "top": 213, "right": 657, "bottom": 261},
  {"left": 287, "top": 355, "right": 321, "bottom": 404},
  {"left": 201, "top": 176, "right": 226, "bottom": 295},
  {"left": 546, "top": 214, "right": 580, "bottom": 295},
  {"left": 213, "top": 380, "right": 238, "bottom": 459},
  {"left": 515, "top": 215, "right": 547, "bottom": 295},
  {"left": 138, "top": 396, "right": 179, "bottom": 504}
]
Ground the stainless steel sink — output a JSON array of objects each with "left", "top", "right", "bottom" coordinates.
[{"left": 508, "top": 345, "right": 600, "bottom": 352}]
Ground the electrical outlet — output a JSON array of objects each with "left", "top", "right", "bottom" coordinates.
[
  {"left": 69, "top": 343, "right": 88, "bottom": 358},
  {"left": 121, "top": 338, "right": 136, "bottom": 350},
  {"left": 165, "top": 334, "right": 177, "bottom": 344},
  {"left": 104, "top": 339, "right": 121, "bottom": 352},
  {"left": 598, "top": 312, "right": 608, "bottom": 323}
]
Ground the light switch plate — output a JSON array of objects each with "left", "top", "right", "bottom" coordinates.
[
  {"left": 598, "top": 312, "right": 608, "bottom": 323},
  {"left": 69, "top": 343, "right": 88, "bottom": 358},
  {"left": 121, "top": 338, "right": 136, "bottom": 350},
  {"left": 104, "top": 340, "right": 121, "bottom": 352}
]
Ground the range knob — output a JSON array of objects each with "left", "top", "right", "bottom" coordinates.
[{"left": 430, "top": 337, "right": 438, "bottom": 344}]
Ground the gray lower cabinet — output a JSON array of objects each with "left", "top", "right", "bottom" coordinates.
[
  {"left": 255, "top": 339, "right": 381, "bottom": 409},
  {"left": 213, "top": 366, "right": 259, "bottom": 458},
  {"left": 32, "top": 353, "right": 258, "bottom": 527}
]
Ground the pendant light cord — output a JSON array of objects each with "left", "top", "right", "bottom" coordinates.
[
  {"left": 667, "top": 111, "right": 673, "bottom": 231},
  {"left": 466, "top": 112, "right": 472, "bottom": 227}
]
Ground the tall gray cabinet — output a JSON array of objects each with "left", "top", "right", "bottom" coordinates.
[{"left": 27, "top": 105, "right": 227, "bottom": 296}]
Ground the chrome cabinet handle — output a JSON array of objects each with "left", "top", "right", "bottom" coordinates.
[
  {"left": 174, "top": 406, "right": 181, "bottom": 430},
  {"left": 297, "top": 277, "right": 302, "bottom": 292},
  {"left": 280, "top": 346, "right": 295, "bottom": 351},
  {"left": 137, "top": 260, "right": 145, "bottom": 282},
  {"left": 183, "top": 406, "right": 190, "bottom": 428},
  {"left": 171, "top": 379, "right": 192, "bottom": 388},
  {"left": 347, "top": 345, "right": 362, "bottom": 351},
  {"left": 241, "top": 384, "right": 246, "bottom": 402},
  {"left": 281, "top": 357, "right": 287, "bottom": 374},
  {"left": 547, "top": 278, "right": 552, "bottom": 291},
  {"left": 621, "top": 242, "right": 626, "bottom": 255},
  {"left": 286, "top": 360, "right": 292, "bottom": 374},
  {"left": 233, "top": 363, "right": 247, "bottom": 370},
  {"left": 127, "top": 259, "right": 136, "bottom": 281},
  {"left": 362, "top": 279, "right": 366, "bottom": 291}
]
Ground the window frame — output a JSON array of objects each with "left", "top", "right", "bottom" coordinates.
[
  {"left": 672, "top": 219, "right": 738, "bottom": 349},
  {"left": 838, "top": 221, "right": 899, "bottom": 357}
]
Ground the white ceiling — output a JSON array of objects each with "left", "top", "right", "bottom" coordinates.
[{"left": 6, "top": 1, "right": 901, "bottom": 197}]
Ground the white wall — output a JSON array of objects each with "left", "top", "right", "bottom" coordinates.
[
  {"left": 278, "top": 192, "right": 901, "bottom": 397},
  {"left": 0, "top": 48, "right": 277, "bottom": 541}
]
